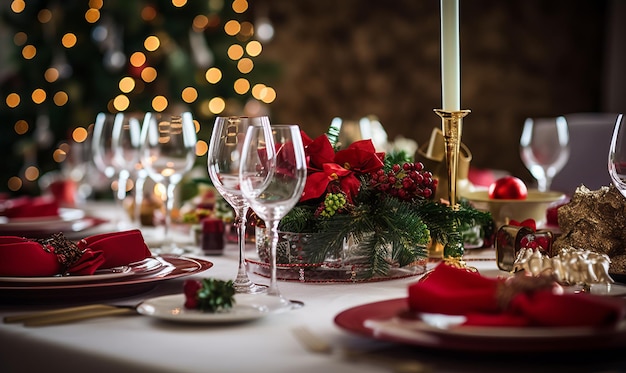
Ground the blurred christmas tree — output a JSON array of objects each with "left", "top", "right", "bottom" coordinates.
[{"left": 0, "top": 0, "right": 278, "bottom": 196}]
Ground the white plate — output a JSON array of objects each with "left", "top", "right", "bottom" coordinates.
[
  {"left": 0, "top": 208, "right": 86, "bottom": 232},
  {"left": 0, "top": 257, "right": 163, "bottom": 284},
  {"left": 404, "top": 313, "right": 626, "bottom": 338},
  {"left": 137, "top": 293, "right": 292, "bottom": 323}
]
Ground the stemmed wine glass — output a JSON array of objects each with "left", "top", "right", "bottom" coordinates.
[
  {"left": 519, "top": 116, "right": 570, "bottom": 192},
  {"left": 207, "top": 116, "right": 269, "bottom": 294},
  {"left": 140, "top": 112, "right": 197, "bottom": 254},
  {"left": 111, "top": 112, "right": 144, "bottom": 227},
  {"left": 92, "top": 112, "right": 132, "bottom": 228},
  {"left": 239, "top": 124, "right": 307, "bottom": 307},
  {"left": 608, "top": 114, "right": 626, "bottom": 197}
]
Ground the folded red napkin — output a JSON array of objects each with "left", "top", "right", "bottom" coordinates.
[
  {"left": 0, "top": 229, "right": 151, "bottom": 277},
  {"left": 0, "top": 196, "right": 59, "bottom": 218},
  {"left": 408, "top": 263, "right": 625, "bottom": 327}
]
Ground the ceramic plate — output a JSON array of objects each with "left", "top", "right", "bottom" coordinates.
[
  {"left": 0, "top": 257, "right": 164, "bottom": 284},
  {"left": 137, "top": 293, "right": 292, "bottom": 323},
  {"left": 0, "top": 266, "right": 133, "bottom": 283},
  {"left": 0, "top": 256, "right": 213, "bottom": 302},
  {"left": 335, "top": 298, "right": 626, "bottom": 352},
  {"left": 0, "top": 208, "right": 84, "bottom": 226}
]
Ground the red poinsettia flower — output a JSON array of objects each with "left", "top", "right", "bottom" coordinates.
[{"left": 300, "top": 134, "right": 384, "bottom": 202}]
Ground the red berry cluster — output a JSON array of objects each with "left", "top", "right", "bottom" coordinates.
[
  {"left": 369, "top": 162, "right": 437, "bottom": 201},
  {"left": 183, "top": 279, "right": 202, "bottom": 309}
]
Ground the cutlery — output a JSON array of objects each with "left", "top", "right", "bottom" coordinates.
[
  {"left": 291, "top": 326, "right": 430, "bottom": 373},
  {"left": 4, "top": 304, "right": 138, "bottom": 327}
]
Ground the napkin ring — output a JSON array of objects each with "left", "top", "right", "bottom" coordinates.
[
  {"left": 496, "top": 273, "right": 557, "bottom": 310},
  {"left": 35, "top": 233, "right": 84, "bottom": 273}
]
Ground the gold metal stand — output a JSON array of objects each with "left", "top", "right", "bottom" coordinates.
[{"left": 433, "top": 109, "right": 471, "bottom": 207}]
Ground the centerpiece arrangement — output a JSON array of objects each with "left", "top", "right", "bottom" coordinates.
[{"left": 253, "top": 128, "right": 491, "bottom": 281}]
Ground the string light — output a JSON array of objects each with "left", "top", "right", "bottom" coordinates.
[
  {"left": 14, "top": 120, "right": 29, "bottom": 135},
  {"left": 53, "top": 148, "right": 67, "bottom": 163},
  {"left": 182, "top": 87, "right": 198, "bottom": 103},
  {"left": 141, "top": 67, "right": 157, "bottom": 83},
  {"left": 22, "top": 45, "right": 36, "bottom": 59},
  {"left": 119, "top": 77, "right": 136, "bottom": 93},
  {"left": 113, "top": 94, "right": 130, "bottom": 111},
  {"left": 84, "top": 8, "right": 100, "bottom": 23},
  {"left": 53, "top": 91, "right": 69, "bottom": 106},
  {"left": 245, "top": 40, "right": 262, "bottom": 57},
  {"left": 208, "top": 97, "right": 226, "bottom": 114},
  {"left": 24, "top": 166, "right": 40, "bottom": 182},
  {"left": 205, "top": 67, "right": 222, "bottom": 84},
  {"left": 37, "top": 9, "right": 53, "bottom": 23},
  {"left": 61, "top": 33, "right": 77, "bottom": 48},
  {"left": 144, "top": 36, "right": 160, "bottom": 52},
  {"left": 233, "top": 78, "right": 250, "bottom": 94},
  {"left": 72, "top": 127, "right": 89, "bottom": 142},
  {"left": 152, "top": 96, "right": 168, "bottom": 112},
  {"left": 10, "top": 0, "right": 25, "bottom": 14},
  {"left": 4, "top": 0, "right": 277, "bottom": 193},
  {"left": 237, "top": 58, "right": 253, "bottom": 74},
  {"left": 31, "top": 89, "right": 46, "bottom": 104},
  {"left": 224, "top": 20, "right": 240, "bottom": 36},
  {"left": 6, "top": 93, "right": 20, "bottom": 108},
  {"left": 13, "top": 32, "right": 27, "bottom": 46},
  {"left": 44, "top": 68, "right": 60, "bottom": 83},
  {"left": 8, "top": 177, "right": 22, "bottom": 191},
  {"left": 196, "top": 140, "right": 208, "bottom": 156},
  {"left": 227, "top": 44, "right": 244, "bottom": 60}
]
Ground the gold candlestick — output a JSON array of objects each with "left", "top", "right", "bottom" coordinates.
[{"left": 433, "top": 109, "right": 471, "bottom": 207}]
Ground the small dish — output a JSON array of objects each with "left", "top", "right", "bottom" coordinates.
[
  {"left": 464, "top": 189, "right": 565, "bottom": 227},
  {"left": 136, "top": 293, "right": 293, "bottom": 323}
]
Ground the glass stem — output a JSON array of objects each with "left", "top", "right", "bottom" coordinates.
[
  {"left": 538, "top": 177, "right": 549, "bottom": 192},
  {"left": 115, "top": 171, "right": 129, "bottom": 229},
  {"left": 233, "top": 205, "right": 254, "bottom": 289},
  {"left": 162, "top": 181, "right": 175, "bottom": 250},
  {"left": 267, "top": 218, "right": 281, "bottom": 297},
  {"left": 133, "top": 173, "right": 146, "bottom": 227}
]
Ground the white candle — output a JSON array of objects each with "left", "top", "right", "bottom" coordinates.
[{"left": 440, "top": 0, "right": 461, "bottom": 111}]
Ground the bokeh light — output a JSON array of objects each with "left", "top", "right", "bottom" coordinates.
[
  {"left": 152, "top": 96, "right": 168, "bottom": 112},
  {"left": 205, "top": 67, "right": 222, "bottom": 84}
]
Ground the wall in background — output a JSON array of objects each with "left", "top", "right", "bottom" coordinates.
[{"left": 257, "top": 0, "right": 620, "bottom": 186}]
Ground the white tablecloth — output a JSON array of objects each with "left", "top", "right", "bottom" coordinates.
[{"left": 1, "top": 203, "right": 624, "bottom": 373}]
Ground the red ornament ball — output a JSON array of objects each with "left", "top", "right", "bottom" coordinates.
[{"left": 488, "top": 176, "right": 528, "bottom": 200}]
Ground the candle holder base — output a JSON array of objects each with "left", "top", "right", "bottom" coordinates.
[{"left": 433, "top": 109, "right": 471, "bottom": 206}]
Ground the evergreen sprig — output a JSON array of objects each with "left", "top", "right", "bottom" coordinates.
[
  {"left": 196, "top": 278, "right": 236, "bottom": 313},
  {"left": 274, "top": 152, "right": 492, "bottom": 278}
]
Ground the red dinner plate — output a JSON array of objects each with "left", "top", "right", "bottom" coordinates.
[
  {"left": 0, "top": 255, "right": 213, "bottom": 303},
  {"left": 334, "top": 298, "right": 626, "bottom": 352}
]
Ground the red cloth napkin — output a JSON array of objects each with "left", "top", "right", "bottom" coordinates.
[
  {"left": 0, "top": 196, "right": 59, "bottom": 218},
  {"left": 408, "top": 263, "right": 625, "bottom": 327},
  {"left": 0, "top": 229, "right": 151, "bottom": 277}
]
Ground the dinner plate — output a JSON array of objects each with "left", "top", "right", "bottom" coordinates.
[
  {"left": 0, "top": 266, "right": 133, "bottom": 283},
  {"left": 0, "top": 256, "right": 213, "bottom": 303},
  {"left": 0, "top": 257, "right": 164, "bottom": 284},
  {"left": 334, "top": 298, "right": 626, "bottom": 352},
  {"left": 137, "top": 293, "right": 291, "bottom": 323},
  {"left": 0, "top": 208, "right": 84, "bottom": 227}
]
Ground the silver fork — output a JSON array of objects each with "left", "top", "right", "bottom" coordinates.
[{"left": 291, "top": 326, "right": 430, "bottom": 373}]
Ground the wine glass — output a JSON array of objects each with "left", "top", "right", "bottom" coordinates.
[
  {"left": 140, "top": 112, "right": 197, "bottom": 254},
  {"left": 111, "top": 112, "right": 145, "bottom": 227},
  {"left": 207, "top": 116, "right": 269, "bottom": 294},
  {"left": 608, "top": 114, "right": 626, "bottom": 197},
  {"left": 92, "top": 112, "right": 132, "bottom": 228},
  {"left": 520, "top": 116, "right": 570, "bottom": 192},
  {"left": 239, "top": 124, "right": 307, "bottom": 307}
]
